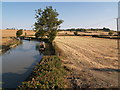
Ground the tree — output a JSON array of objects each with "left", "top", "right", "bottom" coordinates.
[
  {"left": 16, "top": 29, "right": 23, "bottom": 37},
  {"left": 117, "top": 31, "right": 120, "bottom": 36},
  {"left": 35, "top": 30, "right": 46, "bottom": 38},
  {"left": 74, "top": 31, "right": 78, "bottom": 36},
  {"left": 108, "top": 31, "right": 113, "bottom": 36},
  {"left": 25, "top": 32, "right": 27, "bottom": 36},
  {"left": 103, "top": 27, "right": 110, "bottom": 32},
  {"left": 34, "top": 6, "right": 63, "bottom": 42}
]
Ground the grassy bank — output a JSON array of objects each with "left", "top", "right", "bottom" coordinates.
[
  {"left": 18, "top": 56, "right": 70, "bottom": 89},
  {"left": 1, "top": 38, "right": 22, "bottom": 54}
]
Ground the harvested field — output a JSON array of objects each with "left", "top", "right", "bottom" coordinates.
[
  {"left": 1, "top": 29, "right": 35, "bottom": 38},
  {"left": 1, "top": 29, "right": 35, "bottom": 46},
  {"left": 2, "top": 29, "right": 18, "bottom": 38},
  {"left": 54, "top": 36, "right": 118, "bottom": 88},
  {"left": 1, "top": 38, "right": 18, "bottom": 46},
  {"left": 57, "top": 31, "right": 109, "bottom": 36}
]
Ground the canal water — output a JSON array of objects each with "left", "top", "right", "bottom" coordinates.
[{"left": 1, "top": 40, "right": 43, "bottom": 88}]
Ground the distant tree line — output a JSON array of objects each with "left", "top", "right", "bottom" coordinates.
[
  {"left": 6, "top": 28, "right": 26, "bottom": 30},
  {"left": 59, "top": 27, "right": 111, "bottom": 32},
  {"left": 6, "top": 28, "right": 16, "bottom": 30}
]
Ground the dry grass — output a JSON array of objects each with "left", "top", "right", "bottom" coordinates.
[
  {"left": 1, "top": 38, "right": 13, "bottom": 46},
  {"left": 2, "top": 29, "right": 18, "bottom": 38},
  {"left": 54, "top": 36, "right": 118, "bottom": 88}
]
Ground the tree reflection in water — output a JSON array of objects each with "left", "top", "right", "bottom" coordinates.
[{"left": 36, "top": 44, "right": 44, "bottom": 55}]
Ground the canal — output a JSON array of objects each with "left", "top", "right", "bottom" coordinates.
[{"left": 1, "top": 40, "right": 43, "bottom": 88}]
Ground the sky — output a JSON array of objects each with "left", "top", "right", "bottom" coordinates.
[
  {"left": 1, "top": 2, "right": 118, "bottom": 30},
  {"left": 1, "top": 0, "right": 120, "bottom": 2}
]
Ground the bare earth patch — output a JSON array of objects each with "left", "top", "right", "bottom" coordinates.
[{"left": 54, "top": 36, "right": 118, "bottom": 88}]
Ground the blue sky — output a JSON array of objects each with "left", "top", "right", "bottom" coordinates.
[{"left": 2, "top": 2, "right": 118, "bottom": 30}]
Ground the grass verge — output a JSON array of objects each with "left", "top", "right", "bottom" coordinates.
[
  {"left": 1, "top": 38, "right": 22, "bottom": 54},
  {"left": 18, "top": 56, "right": 69, "bottom": 89}
]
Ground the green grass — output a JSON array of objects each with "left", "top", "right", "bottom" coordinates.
[{"left": 18, "top": 56, "right": 69, "bottom": 89}]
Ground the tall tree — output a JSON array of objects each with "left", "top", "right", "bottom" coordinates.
[{"left": 34, "top": 6, "right": 63, "bottom": 42}]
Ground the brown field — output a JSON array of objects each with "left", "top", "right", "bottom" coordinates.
[
  {"left": 1, "top": 29, "right": 35, "bottom": 38},
  {"left": 57, "top": 31, "right": 110, "bottom": 36},
  {"left": 1, "top": 38, "right": 13, "bottom": 46},
  {"left": 54, "top": 36, "right": 118, "bottom": 88},
  {"left": 1, "top": 29, "right": 35, "bottom": 46}
]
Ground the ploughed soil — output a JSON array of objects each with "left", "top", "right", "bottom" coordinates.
[{"left": 54, "top": 36, "right": 119, "bottom": 88}]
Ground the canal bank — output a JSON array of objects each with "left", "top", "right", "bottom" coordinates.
[
  {"left": 1, "top": 38, "right": 22, "bottom": 54},
  {"left": 18, "top": 56, "right": 70, "bottom": 89},
  {"left": 18, "top": 42, "right": 71, "bottom": 89}
]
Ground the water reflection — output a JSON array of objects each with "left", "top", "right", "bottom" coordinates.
[
  {"left": 2, "top": 40, "right": 42, "bottom": 88},
  {"left": 1, "top": 41, "right": 23, "bottom": 56},
  {"left": 35, "top": 44, "right": 45, "bottom": 55}
]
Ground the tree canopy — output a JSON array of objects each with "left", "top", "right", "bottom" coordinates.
[{"left": 34, "top": 6, "right": 63, "bottom": 42}]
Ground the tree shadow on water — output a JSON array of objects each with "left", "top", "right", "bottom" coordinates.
[
  {"left": 2, "top": 72, "right": 26, "bottom": 89},
  {"left": 35, "top": 43, "right": 55, "bottom": 56},
  {"left": 2, "top": 53, "right": 42, "bottom": 89},
  {"left": 91, "top": 68, "right": 120, "bottom": 72}
]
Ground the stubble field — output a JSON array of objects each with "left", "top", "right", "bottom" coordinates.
[
  {"left": 1, "top": 29, "right": 35, "bottom": 46},
  {"left": 54, "top": 36, "right": 118, "bottom": 88}
]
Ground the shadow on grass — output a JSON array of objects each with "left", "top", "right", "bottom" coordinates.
[
  {"left": 91, "top": 68, "right": 120, "bottom": 72},
  {"left": 44, "top": 43, "right": 55, "bottom": 55}
]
